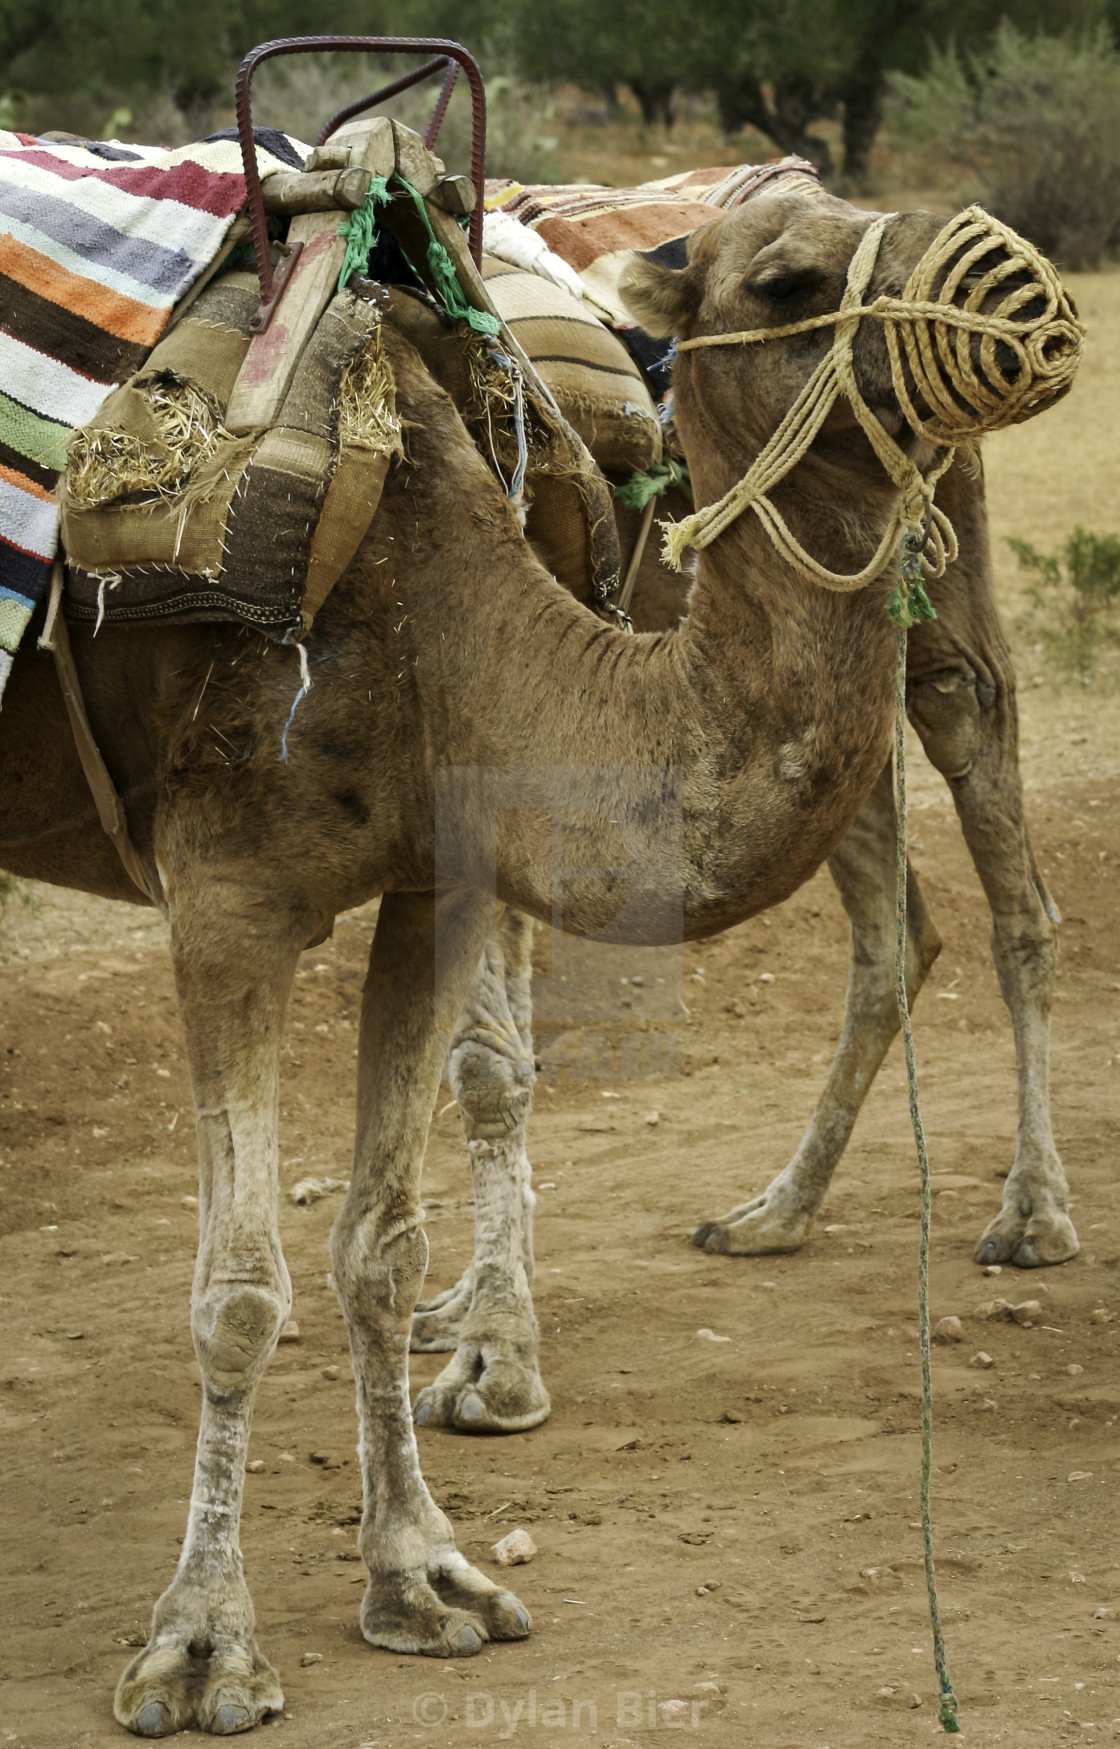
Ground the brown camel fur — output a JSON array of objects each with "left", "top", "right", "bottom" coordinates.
[
  {"left": 0, "top": 193, "right": 1069, "bottom": 1734},
  {"left": 412, "top": 457, "right": 1074, "bottom": 1435}
]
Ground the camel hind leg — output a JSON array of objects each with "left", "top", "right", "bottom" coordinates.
[
  {"left": 411, "top": 909, "right": 549, "bottom": 1433},
  {"left": 114, "top": 874, "right": 299, "bottom": 1737},
  {"left": 692, "top": 761, "right": 941, "bottom": 1254},
  {"left": 905, "top": 463, "right": 1074, "bottom": 1266}
]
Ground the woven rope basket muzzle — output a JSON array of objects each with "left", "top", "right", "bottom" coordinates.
[
  {"left": 665, "top": 204, "right": 1086, "bottom": 588},
  {"left": 881, "top": 206, "right": 1083, "bottom": 445}
]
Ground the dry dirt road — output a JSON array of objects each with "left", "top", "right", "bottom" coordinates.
[{"left": 1, "top": 272, "right": 1118, "bottom": 1749}]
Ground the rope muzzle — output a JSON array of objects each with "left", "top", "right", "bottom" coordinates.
[{"left": 664, "top": 205, "right": 1085, "bottom": 592}]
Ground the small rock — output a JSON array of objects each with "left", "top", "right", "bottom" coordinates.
[
  {"left": 719, "top": 1409, "right": 744, "bottom": 1424},
  {"left": 725, "top": 999, "right": 746, "bottom": 1018},
  {"left": 759, "top": 972, "right": 775, "bottom": 984},
  {"left": 905, "top": 1692, "right": 922, "bottom": 1709},
  {"left": 491, "top": 1527, "right": 537, "bottom": 1567},
  {"left": 181, "top": 1195, "right": 199, "bottom": 1209},
  {"left": 877, "top": 1685, "right": 896, "bottom": 1697},
  {"left": 982, "top": 1263, "right": 1002, "bottom": 1276},
  {"left": 933, "top": 1316, "right": 963, "bottom": 1344},
  {"left": 290, "top": 1176, "right": 349, "bottom": 1206},
  {"left": 696, "top": 1328, "right": 731, "bottom": 1343},
  {"left": 630, "top": 975, "right": 644, "bottom": 987},
  {"left": 691, "top": 1679, "right": 724, "bottom": 1712},
  {"left": 1091, "top": 1308, "right": 1114, "bottom": 1324},
  {"left": 1093, "top": 1606, "right": 1114, "bottom": 1619},
  {"left": 1011, "top": 1299, "right": 1043, "bottom": 1326},
  {"left": 246, "top": 1459, "right": 265, "bottom": 1474},
  {"left": 1067, "top": 1471, "right": 1093, "bottom": 1483},
  {"left": 1066, "top": 1363, "right": 1085, "bottom": 1376},
  {"left": 644, "top": 1111, "right": 660, "bottom": 1126},
  {"left": 309, "top": 1451, "right": 341, "bottom": 1468},
  {"left": 278, "top": 1321, "right": 300, "bottom": 1343},
  {"left": 969, "top": 1351, "right": 995, "bottom": 1369},
  {"left": 299, "top": 1652, "right": 323, "bottom": 1667},
  {"left": 659, "top": 1700, "right": 691, "bottom": 1726},
  {"left": 975, "top": 1298, "right": 1014, "bottom": 1321},
  {"left": 101, "top": 1252, "right": 138, "bottom": 1266},
  {"left": 1069, "top": 1570, "right": 1088, "bottom": 1583},
  {"left": 321, "top": 1365, "right": 340, "bottom": 1381}
]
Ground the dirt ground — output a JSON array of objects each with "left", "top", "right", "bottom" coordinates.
[{"left": 2, "top": 259, "right": 1120, "bottom": 1749}]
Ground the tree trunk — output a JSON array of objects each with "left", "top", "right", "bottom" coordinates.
[
  {"left": 839, "top": 69, "right": 885, "bottom": 189},
  {"left": 715, "top": 74, "right": 833, "bottom": 179},
  {"left": 630, "top": 80, "right": 678, "bottom": 131}
]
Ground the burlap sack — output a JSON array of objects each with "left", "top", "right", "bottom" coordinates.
[
  {"left": 481, "top": 256, "right": 662, "bottom": 474},
  {"left": 61, "top": 279, "right": 398, "bottom": 635}
]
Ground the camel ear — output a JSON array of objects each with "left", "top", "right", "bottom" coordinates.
[
  {"left": 619, "top": 252, "right": 703, "bottom": 339},
  {"left": 619, "top": 216, "right": 723, "bottom": 338}
]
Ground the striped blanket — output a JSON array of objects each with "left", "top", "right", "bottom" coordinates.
[
  {"left": 0, "top": 130, "right": 302, "bottom": 702},
  {"left": 483, "top": 157, "right": 821, "bottom": 329}
]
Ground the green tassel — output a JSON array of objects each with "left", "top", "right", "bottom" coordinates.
[
  {"left": 616, "top": 457, "right": 692, "bottom": 511},
  {"left": 336, "top": 177, "right": 390, "bottom": 291},
  {"left": 887, "top": 526, "right": 939, "bottom": 628},
  {"left": 939, "top": 1695, "right": 962, "bottom": 1733}
]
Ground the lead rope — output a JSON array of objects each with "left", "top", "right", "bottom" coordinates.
[{"left": 892, "top": 563, "right": 960, "bottom": 1735}]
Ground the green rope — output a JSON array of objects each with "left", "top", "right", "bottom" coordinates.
[
  {"left": 337, "top": 175, "right": 390, "bottom": 292},
  {"left": 393, "top": 174, "right": 500, "bottom": 335},
  {"left": 893, "top": 607, "right": 961, "bottom": 1735},
  {"left": 336, "top": 173, "right": 499, "bottom": 337},
  {"left": 616, "top": 456, "right": 693, "bottom": 511}
]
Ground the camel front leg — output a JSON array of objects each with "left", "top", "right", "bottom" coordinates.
[
  {"left": 331, "top": 891, "right": 532, "bottom": 1654},
  {"left": 412, "top": 910, "right": 549, "bottom": 1433},
  {"left": 115, "top": 887, "right": 299, "bottom": 1737},
  {"left": 692, "top": 762, "right": 941, "bottom": 1254}
]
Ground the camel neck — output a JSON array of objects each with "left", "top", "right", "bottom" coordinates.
[{"left": 426, "top": 469, "right": 901, "bottom": 941}]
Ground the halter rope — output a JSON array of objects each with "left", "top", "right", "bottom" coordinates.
[{"left": 663, "top": 206, "right": 1084, "bottom": 590}]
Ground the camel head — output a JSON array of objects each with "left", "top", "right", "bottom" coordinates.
[
  {"left": 621, "top": 193, "right": 1083, "bottom": 587},
  {"left": 622, "top": 193, "right": 947, "bottom": 472}
]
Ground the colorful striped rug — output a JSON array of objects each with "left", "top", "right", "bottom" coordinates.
[
  {"left": 483, "top": 157, "right": 821, "bottom": 329},
  {"left": 0, "top": 129, "right": 302, "bottom": 702}
]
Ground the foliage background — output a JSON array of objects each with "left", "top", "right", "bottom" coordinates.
[{"left": 6, "top": 0, "right": 1120, "bottom": 253}]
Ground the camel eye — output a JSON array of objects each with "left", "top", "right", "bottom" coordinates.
[{"left": 754, "top": 270, "right": 815, "bottom": 303}]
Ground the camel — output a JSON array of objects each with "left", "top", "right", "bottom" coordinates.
[
  {"left": 0, "top": 191, "right": 1075, "bottom": 1734},
  {"left": 410, "top": 454, "right": 1076, "bottom": 1435}
]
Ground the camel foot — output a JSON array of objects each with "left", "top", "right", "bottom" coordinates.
[
  {"left": 974, "top": 1197, "right": 1079, "bottom": 1268},
  {"left": 361, "top": 1563, "right": 530, "bottom": 1655},
  {"left": 411, "top": 1270, "right": 475, "bottom": 1353},
  {"left": 414, "top": 1346, "right": 550, "bottom": 1433},
  {"left": 115, "top": 1638, "right": 282, "bottom": 1737},
  {"left": 690, "top": 1181, "right": 814, "bottom": 1256}
]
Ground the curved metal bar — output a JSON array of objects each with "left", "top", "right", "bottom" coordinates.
[
  {"left": 315, "top": 55, "right": 451, "bottom": 147},
  {"left": 234, "top": 35, "right": 488, "bottom": 308},
  {"left": 424, "top": 59, "right": 460, "bottom": 150}
]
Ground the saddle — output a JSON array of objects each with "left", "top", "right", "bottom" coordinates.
[{"left": 57, "top": 117, "right": 623, "bottom": 637}]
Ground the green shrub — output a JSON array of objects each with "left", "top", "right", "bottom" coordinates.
[
  {"left": 1008, "top": 526, "right": 1120, "bottom": 677},
  {"left": 891, "top": 24, "right": 1120, "bottom": 270}
]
